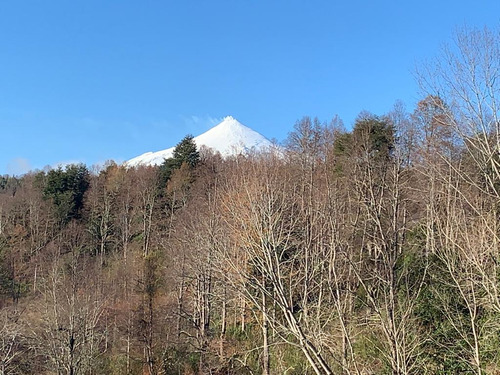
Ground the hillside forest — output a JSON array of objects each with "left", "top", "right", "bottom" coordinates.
[{"left": 2, "top": 27, "right": 500, "bottom": 375}]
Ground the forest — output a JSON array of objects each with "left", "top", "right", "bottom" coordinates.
[{"left": 1, "top": 27, "right": 500, "bottom": 375}]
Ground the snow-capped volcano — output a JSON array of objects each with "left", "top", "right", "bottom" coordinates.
[{"left": 126, "top": 116, "right": 273, "bottom": 167}]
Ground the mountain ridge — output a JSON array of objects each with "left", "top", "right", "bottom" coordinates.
[{"left": 125, "top": 116, "right": 273, "bottom": 167}]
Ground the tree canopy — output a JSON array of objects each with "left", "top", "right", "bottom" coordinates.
[
  {"left": 158, "top": 134, "right": 200, "bottom": 189},
  {"left": 42, "top": 164, "right": 90, "bottom": 223}
]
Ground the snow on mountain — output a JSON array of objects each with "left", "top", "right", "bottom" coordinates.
[{"left": 125, "top": 116, "right": 274, "bottom": 167}]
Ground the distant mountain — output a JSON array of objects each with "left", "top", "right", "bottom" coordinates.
[{"left": 125, "top": 116, "right": 274, "bottom": 167}]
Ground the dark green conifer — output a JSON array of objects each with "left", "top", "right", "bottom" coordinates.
[
  {"left": 43, "top": 164, "right": 90, "bottom": 223},
  {"left": 158, "top": 135, "right": 200, "bottom": 189}
]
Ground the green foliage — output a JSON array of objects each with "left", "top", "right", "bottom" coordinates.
[
  {"left": 413, "top": 252, "right": 478, "bottom": 374},
  {"left": 352, "top": 113, "right": 395, "bottom": 160},
  {"left": 478, "top": 312, "right": 500, "bottom": 366},
  {"left": 403, "top": 226, "right": 472, "bottom": 372},
  {"left": 227, "top": 324, "right": 252, "bottom": 342},
  {"left": 158, "top": 134, "right": 200, "bottom": 189},
  {"left": 162, "top": 345, "right": 200, "bottom": 374},
  {"left": 157, "top": 157, "right": 176, "bottom": 190},
  {"left": 395, "top": 233, "right": 428, "bottom": 299},
  {"left": 332, "top": 132, "right": 353, "bottom": 157},
  {"left": 42, "top": 164, "right": 90, "bottom": 223},
  {"left": 142, "top": 250, "right": 164, "bottom": 298},
  {"left": 173, "top": 134, "right": 200, "bottom": 169},
  {"left": 0, "top": 237, "right": 29, "bottom": 302},
  {"left": 98, "top": 355, "right": 142, "bottom": 375},
  {"left": 354, "top": 332, "right": 386, "bottom": 372},
  {"left": 0, "top": 175, "right": 20, "bottom": 195},
  {"left": 0, "top": 175, "right": 7, "bottom": 190},
  {"left": 278, "top": 344, "right": 314, "bottom": 374},
  {"left": 0, "top": 236, "right": 12, "bottom": 298}
]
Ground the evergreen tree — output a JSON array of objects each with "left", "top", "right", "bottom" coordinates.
[
  {"left": 158, "top": 135, "right": 200, "bottom": 189},
  {"left": 43, "top": 164, "right": 90, "bottom": 223},
  {"left": 352, "top": 113, "right": 395, "bottom": 161},
  {"left": 172, "top": 135, "right": 200, "bottom": 169}
]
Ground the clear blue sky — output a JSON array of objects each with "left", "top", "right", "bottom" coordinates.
[{"left": 1, "top": 1, "right": 499, "bottom": 175}]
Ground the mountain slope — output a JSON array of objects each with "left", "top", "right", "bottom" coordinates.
[{"left": 126, "top": 116, "right": 273, "bottom": 167}]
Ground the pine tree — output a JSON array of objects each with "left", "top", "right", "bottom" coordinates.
[
  {"left": 172, "top": 135, "right": 200, "bottom": 169},
  {"left": 158, "top": 135, "right": 200, "bottom": 189},
  {"left": 43, "top": 164, "right": 90, "bottom": 223}
]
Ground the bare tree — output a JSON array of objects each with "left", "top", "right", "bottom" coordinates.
[
  {"left": 216, "top": 152, "right": 336, "bottom": 375},
  {"left": 35, "top": 223, "right": 106, "bottom": 375},
  {"left": 417, "top": 25, "right": 500, "bottom": 374},
  {"left": 0, "top": 309, "right": 25, "bottom": 375},
  {"left": 346, "top": 113, "right": 427, "bottom": 375}
]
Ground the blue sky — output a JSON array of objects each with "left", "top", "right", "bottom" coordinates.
[{"left": 1, "top": 1, "right": 499, "bottom": 175}]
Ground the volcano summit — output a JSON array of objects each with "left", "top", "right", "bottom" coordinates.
[{"left": 126, "top": 116, "right": 273, "bottom": 167}]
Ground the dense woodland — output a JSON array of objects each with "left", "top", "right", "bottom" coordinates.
[{"left": 2, "top": 27, "right": 500, "bottom": 375}]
